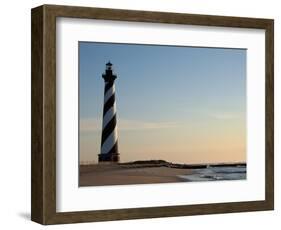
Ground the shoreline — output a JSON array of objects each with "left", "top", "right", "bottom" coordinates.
[{"left": 79, "top": 160, "right": 246, "bottom": 186}]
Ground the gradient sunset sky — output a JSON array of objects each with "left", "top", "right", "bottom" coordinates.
[{"left": 79, "top": 42, "right": 246, "bottom": 164}]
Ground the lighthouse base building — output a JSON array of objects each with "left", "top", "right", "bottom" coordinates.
[
  {"left": 98, "top": 62, "right": 120, "bottom": 163},
  {"left": 98, "top": 153, "right": 119, "bottom": 162}
]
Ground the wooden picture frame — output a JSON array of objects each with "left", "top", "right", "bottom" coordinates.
[{"left": 31, "top": 4, "right": 274, "bottom": 225}]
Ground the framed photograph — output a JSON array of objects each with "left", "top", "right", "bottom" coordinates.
[{"left": 31, "top": 4, "right": 274, "bottom": 225}]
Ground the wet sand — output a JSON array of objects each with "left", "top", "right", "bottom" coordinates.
[{"left": 79, "top": 164, "right": 192, "bottom": 186}]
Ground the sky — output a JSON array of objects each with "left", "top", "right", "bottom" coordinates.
[{"left": 79, "top": 42, "right": 246, "bottom": 164}]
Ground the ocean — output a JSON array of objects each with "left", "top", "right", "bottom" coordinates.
[{"left": 178, "top": 165, "right": 247, "bottom": 182}]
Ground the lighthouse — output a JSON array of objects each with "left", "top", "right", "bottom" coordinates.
[{"left": 98, "top": 62, "right": 120, "bottom": 163}]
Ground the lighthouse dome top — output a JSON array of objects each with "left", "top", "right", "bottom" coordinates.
[{"left": 106, "top": 61, "right": 113, "bottom": 67}]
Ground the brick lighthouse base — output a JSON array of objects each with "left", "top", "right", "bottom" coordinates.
[{"left": 98, "top": 153, "right": 120, "bottom": 163}]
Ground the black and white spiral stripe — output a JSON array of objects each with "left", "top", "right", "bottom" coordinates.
[{"left": 100, "top": 81, "right": 119, "bottom": 155}]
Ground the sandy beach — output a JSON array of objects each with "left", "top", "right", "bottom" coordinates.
[
  {"left": 79, "top": 163, "right": 192, "bottom": 186},
  {"left": 79, "top": 161, "right": 246, "bottom": 186}
]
